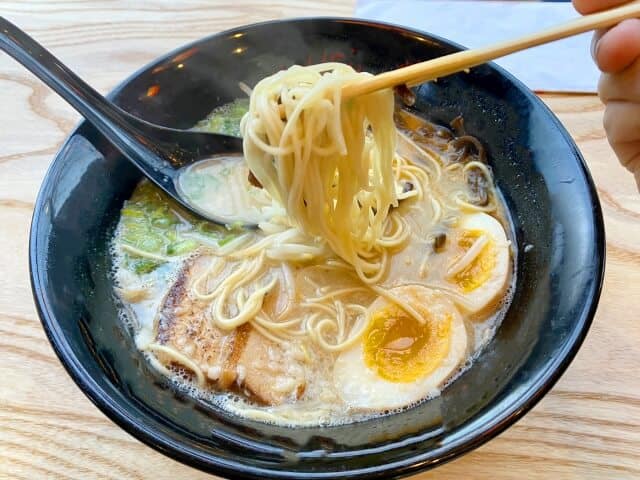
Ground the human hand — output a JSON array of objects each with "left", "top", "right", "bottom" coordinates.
[{"left": 573, "top": 0, "right": 640, "bottom": 188}]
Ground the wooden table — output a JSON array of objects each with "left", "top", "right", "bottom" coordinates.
[{"left": 1, "top": 1, "right": 638, "bottom": 479}]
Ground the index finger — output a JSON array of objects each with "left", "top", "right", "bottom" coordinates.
[{"left": 572, "top": 0, "right": 631, "bottom": 15}]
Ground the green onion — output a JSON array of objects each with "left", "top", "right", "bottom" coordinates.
[
  {"left": 137, "top": 235, "right": 164, "bottom": 252},
  {"left": 131, "top": 258, "right": 160, "bottom": 274},
  {"left": 151, "top": 216, "right": 174, "bottom": 228},
  {"left": 218, "top": 234, "right": 237, "bottom": 246},
  {"left": 197, "top": 221, "right": 223, "bottom": 237},
  {"left": 121, "top": 207, "right": 145, "bottom": 218},
  {"left": 164, "top": 229, "right": 178, "bottom": 242},
  {"left": 167, "top": 239, "right": 198, "bottom": 256}
]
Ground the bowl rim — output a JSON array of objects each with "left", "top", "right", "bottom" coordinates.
[{"left": 30, "top": 16, "right": 606, "bottom": 480}]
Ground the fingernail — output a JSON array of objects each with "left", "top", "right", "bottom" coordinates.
[
  {"left": 590, "top": 34, "right": 599, "bottom": 62},
  {"left": 591, "top": 30, "right": 604, "bottom": 62}
]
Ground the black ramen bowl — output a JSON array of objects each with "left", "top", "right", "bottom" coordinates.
[{"left": 30, "top": 18, "right": 605, "bottom": 480}]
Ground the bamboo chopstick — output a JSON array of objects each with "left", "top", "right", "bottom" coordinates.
[{"left": 342, "top": 0, "right": 640, "bottom": 98}]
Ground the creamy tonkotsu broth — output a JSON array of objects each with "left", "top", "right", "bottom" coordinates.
[{"left": 113, "top": 88, "right": 514, "bottom": 426}]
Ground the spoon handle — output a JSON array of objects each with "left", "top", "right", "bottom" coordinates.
[{"left": 0, "top": 16, "right": 172, "bottom": 175}]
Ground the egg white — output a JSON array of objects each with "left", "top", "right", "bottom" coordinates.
[
  {"left": 445, "top": 213, "right": 511, "bottom": 313},
  {"left": 333, "top": 288, "right": 468, "bottom": 411}
]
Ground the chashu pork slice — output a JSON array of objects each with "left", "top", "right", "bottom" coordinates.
[{"left": 155, "top": 252, "right": 305, "bottom": 405}]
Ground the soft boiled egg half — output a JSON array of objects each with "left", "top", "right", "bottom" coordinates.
[
  {"left": 440, "top": 213, "right": 511, "bottom": 313},
  {"left": 333, "top": 285, "right": 468, "bottom": 411}
]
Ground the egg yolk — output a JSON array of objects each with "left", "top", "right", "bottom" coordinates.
[
  {"left": 363, "top": 304, "right": 451, "bottom": 383},
  {"left": 454, "top": 230, "right": 496, "bottom": 293}
]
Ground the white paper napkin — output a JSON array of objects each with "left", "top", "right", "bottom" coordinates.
[{"left": 356, "top": 0, "right": 600, "bottom": 92}]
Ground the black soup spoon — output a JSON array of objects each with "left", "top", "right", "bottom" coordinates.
[{"left": 0, "top": 17, "right": 256, "bottom": 227}]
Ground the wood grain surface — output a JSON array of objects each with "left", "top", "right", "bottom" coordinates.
[{"left": 1, "top": 2, "right": 639, "bottom": 479}]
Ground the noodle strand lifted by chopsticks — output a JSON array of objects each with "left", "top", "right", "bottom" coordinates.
[{"left": 240, "top": 63, "right": 404, "bottom": 284}]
